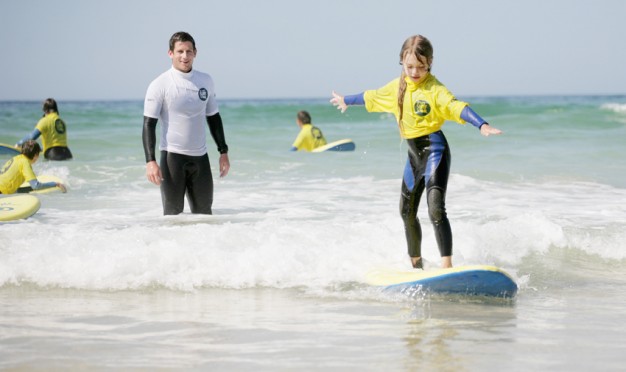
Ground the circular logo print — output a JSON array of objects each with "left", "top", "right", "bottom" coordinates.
[
  {"left": 413, "top": 100, "right": 431, "bottom": 117},
  {"left": 198, "top": 88, "right": 208, "bottom": 101},
  {"left": 54, "top": 119, "right": 66, "bottom": 134}
]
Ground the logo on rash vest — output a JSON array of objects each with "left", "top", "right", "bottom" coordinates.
[
  {"left": 198, "top": 88, "right": 208, "bottom": 101},
  {"left": 0, "top": 158, "right": 14, "bottom": 174},
  {"left": 54, "top": 119, "right": 66, "bottom": 134},
  {"left": 414, "top": 100, "right": 431, "bottom": 117}
]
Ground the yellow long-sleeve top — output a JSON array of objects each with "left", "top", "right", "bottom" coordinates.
[
  {"left": 35, "top": 112, "right": 69, "bottom": 151},
  {"left": 0, "top": 155, "right": 36, "bottom": 194},
  {"left": 291, "top": 124, "right": 327, "bottom": 151},
  {"left": 363, "top": 74, "right": 469, "bottom": 139}
]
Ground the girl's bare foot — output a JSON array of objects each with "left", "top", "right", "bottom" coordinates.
[
  {"left": 411, "top": 256, "right": 423, "bottom": 269},
  {"left": 441, "top": 256, "right": 452, "bottom": 268}
]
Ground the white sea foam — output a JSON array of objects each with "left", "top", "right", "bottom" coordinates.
[
  {"left": 2, "top": 168, "right": 624, "bottom": 291},
  {"left": 601, "top": 102, "right": 626, "bottom": 114}
]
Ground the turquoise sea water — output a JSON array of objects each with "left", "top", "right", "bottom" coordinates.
[{"left": 1, "top": 96, "right": 626, "bottom": 370}]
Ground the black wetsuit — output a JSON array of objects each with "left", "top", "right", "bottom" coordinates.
[
  {"left": 159, "top": 151, "right": 213, "bottom": 214},
  {"left": 44, "top": 146, "right": 73, "bottom": 161},
  {"left": 400, "top": 130, "right": 453, "bottom": 258},
  {"left": 142, "top": 113, "right": 228, "bottom": 215}
]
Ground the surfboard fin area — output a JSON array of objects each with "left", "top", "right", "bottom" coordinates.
[{"left": 367, "top": 265, "right": 518, "bottom": 298}]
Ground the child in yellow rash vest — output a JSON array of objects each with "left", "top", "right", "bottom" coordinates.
[
  {"left": 16, "top": 98, "right": 73, "bottom": 161},
  {"left": 0, "top": 140, "right": 67, "bottom": 194},
  {"left": 330, "top": 35, "right": 502, "bottom": 269},
  {"left": 290, "top": 110, "right": 327, "bottom": 151}
]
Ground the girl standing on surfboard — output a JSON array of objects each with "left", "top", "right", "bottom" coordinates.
[
  {"left": 0, "top": 140, "right": 66, "bottom": 194},
  {"left": 330, "top": 35, "right": 502, "bottom": 269}
]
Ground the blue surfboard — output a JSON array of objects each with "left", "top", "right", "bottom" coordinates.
[
  {"left": 367, "top": 265, "right": 518, "bottom": 298},
  {"left": 312, "top": 138, "right": 355, "bottom": 152},
  {"left": 0, "top": 143, "right": 20, "bottom": 156}
]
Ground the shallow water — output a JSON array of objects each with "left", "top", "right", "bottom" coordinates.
[
  {"left": 2, "top": 281, "right": 624, "bottom": 371},
  {"left": 1, "top": 96, "right": 626, "bottom": 370}
]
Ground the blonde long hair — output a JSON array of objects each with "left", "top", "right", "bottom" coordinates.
[{"left": 397, "top": 35, "right": 434, "bottom": 126}]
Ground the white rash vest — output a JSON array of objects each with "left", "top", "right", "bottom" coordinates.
[{"left": 144, "top": 67, "right": 219, "bottom": 156}]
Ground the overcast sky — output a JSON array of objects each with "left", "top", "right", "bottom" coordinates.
[{"left": 1, "top": 0, "right": 625, "bottom": 100}]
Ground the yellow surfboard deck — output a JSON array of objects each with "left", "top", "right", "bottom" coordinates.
[
  {"left": 18, "top": 175, "right": 63, "bottom": 194},
  {"left": 0, "top": 194, "right": 41, "bottom": 222}
]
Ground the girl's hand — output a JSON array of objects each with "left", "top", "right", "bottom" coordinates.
[
  {"left": 330, "top": 91, "right": 348, "bottom": 113},
  {"left": 57, "top": 183, "right": 67, "bottom": 193},
  {"left": 480, "top": 124, "right": 502, "bottom": 137}
]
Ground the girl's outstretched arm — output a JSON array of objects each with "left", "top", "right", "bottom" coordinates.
[
  {"left": 330, "top": 91, "right": 347, "bottom": 113},
  {"left": 331, "top": 91, "right": 366, "bottom": 113},
  {"left": 460, "top": 106, "right": 503, "bottom": 136}
]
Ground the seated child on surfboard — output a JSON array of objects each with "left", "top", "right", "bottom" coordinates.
[
  {"left": 290, "top": 110, "right": 327, "bottom": 151},
  {"left": 0, "top": 140, "right": 67, "bottom": 194}
]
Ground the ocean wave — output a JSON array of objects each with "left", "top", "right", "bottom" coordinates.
[
  {"left": 601, "top": 103, "right": 626, "bottom": 114},
  {"left": 2, "top": 177, "right": 623, "bottom": 292}
]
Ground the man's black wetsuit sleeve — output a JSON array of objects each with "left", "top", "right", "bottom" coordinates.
[
  {"left": 142, "top": 116, "right": 159, "bottom": 162},
  {"left": 206, "top": 112, "right": 229, "bottom": 154}
]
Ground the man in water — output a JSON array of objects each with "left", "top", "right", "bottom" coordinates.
[
  {"left": 142, "top": 31, "right": 230, "bottom": 215},
  {"left": 290, "top": 110, "right": 327, "bottom": 151}
]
